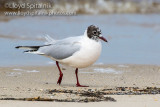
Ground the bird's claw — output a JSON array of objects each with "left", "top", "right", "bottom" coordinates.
[
  {"left": 57, "top": 73, "right": 63, "bottom": 85},
  {"left": 76, "top": 83, "right": 89, "bottom": 87}
]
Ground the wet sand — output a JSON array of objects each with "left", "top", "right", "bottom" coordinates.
[{"left": 0, "top": 64, "right": 160, "bottom": 106}]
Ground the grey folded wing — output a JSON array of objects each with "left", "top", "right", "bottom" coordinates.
[{"left": 38, "top": 37, "right": 81, "bottom": 60}]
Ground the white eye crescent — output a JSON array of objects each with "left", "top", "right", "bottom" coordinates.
[{"left": 93, "top": 31, "right": 97, "bottom": 34}]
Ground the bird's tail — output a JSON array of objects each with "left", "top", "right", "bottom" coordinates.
[
  {"left": 15, "top": 35, "right": 53, "bottom": 53},
  {"left": 15, "top": 46, "right": 40, "bottom": 53}
]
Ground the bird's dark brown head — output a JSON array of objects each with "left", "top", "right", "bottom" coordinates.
[{"left": 87, "top": 25, "right": 107, "bottom": 42}]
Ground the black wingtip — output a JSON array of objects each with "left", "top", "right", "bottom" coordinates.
[{"left": 15, "top": 46, "right": 21, "bottom": 49}]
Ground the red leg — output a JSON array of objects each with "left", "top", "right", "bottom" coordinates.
[
  {"left": 75, "top": 68, "right": 88, "bottom": 87},
  {"left": 56, "top": 61, "right": 63, "bottom": 85}
]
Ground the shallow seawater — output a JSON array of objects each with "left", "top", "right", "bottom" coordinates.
[
  {"left": 0, "top": 14, "right": 160, "bottom": 66},
  {"left": 0, "top": 39, "right": 51, "bottom": 66},
  {"left": 13, "top": 68, "right": 40, "bottom": 73},
  {"left": 80, "top": 68, "right": 123, "bottom": 74}
]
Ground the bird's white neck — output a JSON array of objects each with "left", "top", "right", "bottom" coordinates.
[{"left": 83, "top": 30, "right": 88, "bottom": 37}]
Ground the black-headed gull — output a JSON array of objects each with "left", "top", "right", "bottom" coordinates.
[{"left": 16, "top": 25, "right": 107, "bottom": 87}]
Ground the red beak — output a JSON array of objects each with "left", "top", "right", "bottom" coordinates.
[{"left": 99, "top": 36, "right": 108, "bottom": 42}]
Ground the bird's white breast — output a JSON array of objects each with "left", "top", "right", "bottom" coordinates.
[{"left": 60, "top": 36, "right": 102, "bottom": 68}]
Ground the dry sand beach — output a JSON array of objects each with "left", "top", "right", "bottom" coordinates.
[{"left": 0, "top": 64, "right": 160, "bottom": 106}]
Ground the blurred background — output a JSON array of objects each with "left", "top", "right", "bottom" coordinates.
[{"left": 0, "top": 0, "right": 160, "bottom": 66}]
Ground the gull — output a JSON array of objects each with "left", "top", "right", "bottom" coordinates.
[{"left": 15, "top": 25, "right": 107, "bottom": 87}]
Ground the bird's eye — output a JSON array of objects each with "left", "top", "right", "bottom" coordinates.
[{"left": 93, "top": 31, "right": 97, "bottom": 34}]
